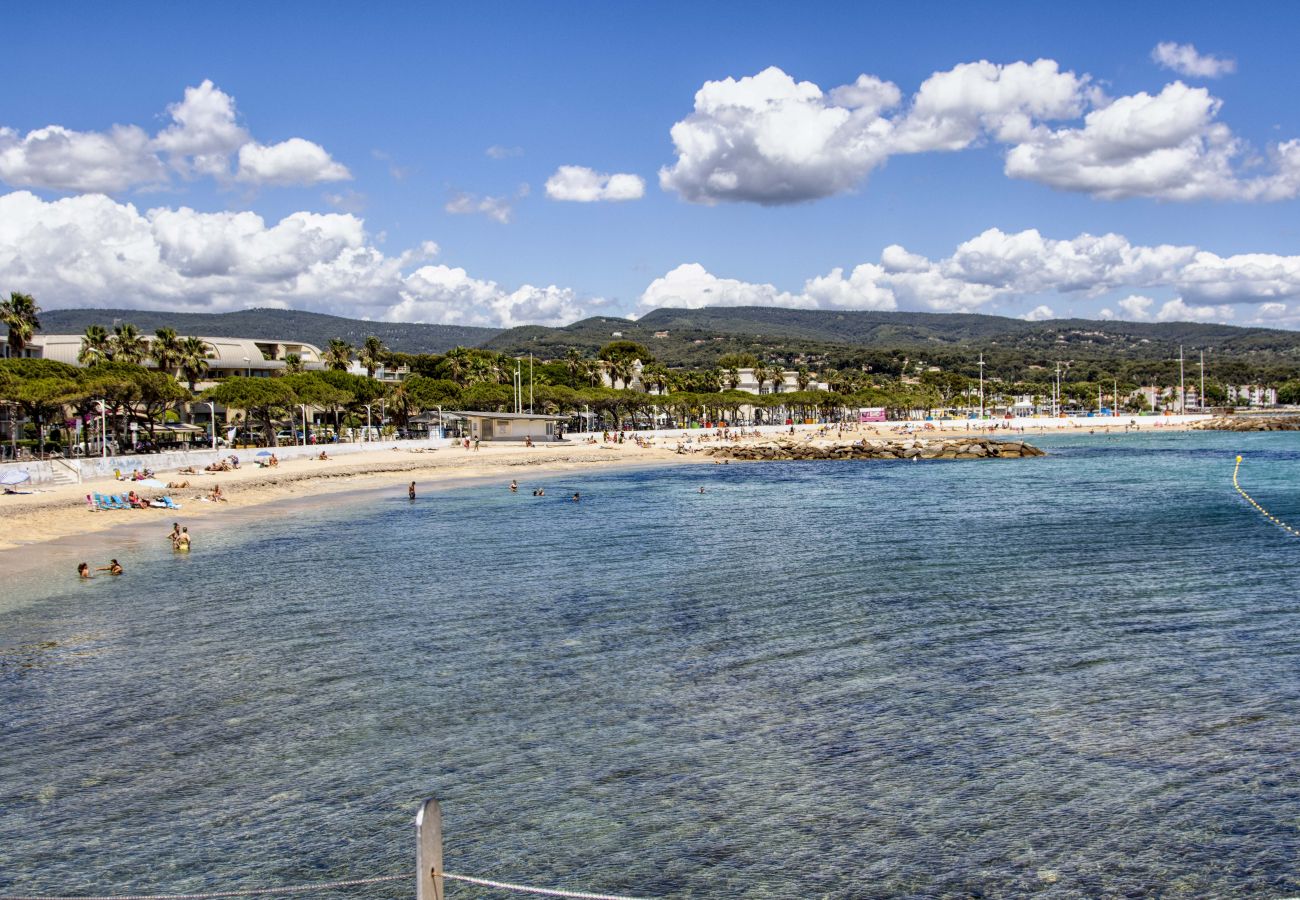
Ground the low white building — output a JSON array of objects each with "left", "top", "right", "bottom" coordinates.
[{"left": 1227, "top": 385, "right": 1277, "bottom": 406}]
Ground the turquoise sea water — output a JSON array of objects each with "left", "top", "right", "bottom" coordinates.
[{"left": 2, "top": 431, "right": 1298, "bottom": 899}]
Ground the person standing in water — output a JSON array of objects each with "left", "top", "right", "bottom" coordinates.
[
  {"left": 409, "top": 481, "right": 417, "bottom": 500},
  {"left": 97, "top": 560, "right": 123, "bottom": 575},
  {"left": 168, "top": 522, "right": 181, "bottom": 544},
  {"left": 510, "top": 480, "right": 518, "bottom": 492},
  {"left": 174, "top": 527, "right": 191, "bottom": 551},
  {"left": 78, "top": 562, "right": 92, "bottom": 579}
]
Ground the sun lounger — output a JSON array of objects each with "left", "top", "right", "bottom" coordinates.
[
  {"left": 161, "top": 496, "right": 181, "bottom": 510},
  {"left": 109, "top": 495, "right": 129, "bottom": 510},
  {"left": 92, "top": 493, "right": 113, "bottom": 510}
]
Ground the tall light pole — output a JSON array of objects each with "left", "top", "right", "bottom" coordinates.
[
  {"left": 364, "top": 403, "right": 372, "bottom": 442},
  {"left": 242, "top": 356, "right": 251, "bottom": 378},
  {"left": 300, "top": 404, "right": 308, "bottom": 446},
  {"left": 1199, "top": 349, "right": 1206, "bottom": 412},
  {"left": 1113, "top": 378, "right": 1119, "bottom": 417},
  {"left": 1178, "top": 345, "right": 1186, "bottom": 414},
  {"left": 978, "top": 352, "right": 985, "bottom": 420},
  {"left": 205, "top": 401, "right": 216, "bottom": 451},
  {"left": 95, "top": 399, "right": 107, "bottom": 458}
]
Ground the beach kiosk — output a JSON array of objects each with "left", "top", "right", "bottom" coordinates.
[{"left": 458, "top": 411, "right": 567, "bottom": 442}]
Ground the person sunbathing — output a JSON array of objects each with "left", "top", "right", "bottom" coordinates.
[
  {"left": 167, "top": 480, "right": 190, "bottom": 489},
  {"left": 209, "top": 484, "right": 226, "bottom": 502},
  {"left": 317, "top": 450, "right": 330, "bottom": 460},
  {"left": 127, "top": 490, "right": 145, "bottom": 508}
]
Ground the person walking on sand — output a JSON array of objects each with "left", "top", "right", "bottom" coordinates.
[
  {"left": 473, "top": 438, "right": 480, "bottom": 451},
  {"left": 409, "top": 481, "right": 417, "bottom": 500}
]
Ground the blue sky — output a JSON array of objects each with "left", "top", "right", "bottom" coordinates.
[{"left": 4, "top": 1, "right": 1300, "bottom": 329}]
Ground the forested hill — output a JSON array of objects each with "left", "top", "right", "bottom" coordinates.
[
  {"left": 33, "top": 305, "right": 1300, "bottom": 372},
  {"left": 37, "top": 308, "right": 502, "bottom": 354},
  {"left": 482, "top": 306, "right": 1300, "bottom": 368}
]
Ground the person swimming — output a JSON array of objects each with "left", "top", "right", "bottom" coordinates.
[
  {"left": 572, "top": 492, "right": 581, "bottom": 502},
  {"left": 78, "top": 562, "right": 92, "bottom": 579},
  {"left": 510, "top": 480, "right": 518, "bottom": 492},
  {"left": 97, "top": 559, "right": 123, "bottom": 576}
]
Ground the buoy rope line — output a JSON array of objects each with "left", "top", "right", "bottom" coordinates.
[
  {"left": 1233, "top": 454, "right": 1300, "bottom": 538},
  {"left": 0, "top": 870, "right": 654, "bottom": 900}
]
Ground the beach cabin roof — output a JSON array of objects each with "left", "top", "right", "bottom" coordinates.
[{"left": 456, "top": 411, "right": 567, "bottom": 421}]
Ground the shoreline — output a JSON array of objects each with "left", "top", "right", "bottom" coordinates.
[{"left": 0, "top": 419, "right": 1197, "bottom": 560}]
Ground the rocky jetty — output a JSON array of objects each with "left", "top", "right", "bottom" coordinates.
[
  {"left": 1192, "top": 416, "right": 1300, "bottom": 432},
  {"left": 704, "top": 437, "right": 1045, "bottom": 462}
]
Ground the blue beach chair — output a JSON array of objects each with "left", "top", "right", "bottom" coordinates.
[
  {"left": 93, "top": 493, "right": 113, "bottom": 511},
  {"left": 109, "top": 495, "right": 129, "bottom": 510},
  {"left": 161, "top": 496, "right": 181, "bottom": 510}
]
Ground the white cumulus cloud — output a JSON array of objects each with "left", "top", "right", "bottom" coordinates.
[
  {"left": 0, "top": 81, "right": 349, "bottom": 193},
  {"left": 0, "top": 190, "right": 585, "bottom": 327},
  {"left": 545, "top": 166, "right": 645, "bottom": 202},
  {"left": 1152, "top": 42, "right": 1236, "bottom": 79},
  {"left": 1021, "top": 305, "right": 1055, "bottom": 321},
  {"left": 0, "top": 124, "right": 165, "bottom": 193},
  {"left": 1156, "top": 297, "right": 1235, "bottom": 322},
  {"left": 637, "top": 227, "right": 1300, "bottom": 318},
  {"left": 444, "top": 191, "right": 515, "bottom": 224},
  {"left": 660, "top": 59, "right": 1299, "bottom": 204},
  {"left": 236, "top": 138, "right": 350, "bottom": 186}
]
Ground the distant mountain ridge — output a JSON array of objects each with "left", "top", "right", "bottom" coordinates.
[
  {"left": 481, "top": 306, "right": 1300, "bottom": 366},
  {"left": 36, "top": 308, "right": 502, "bottom": 354},
  {"left": 33, "top": 305, "right": 1300, "bottom": 367}
]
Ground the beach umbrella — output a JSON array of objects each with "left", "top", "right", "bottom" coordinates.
[
  {"left": 137, "top": 478, "right": 168, "bottom": 488},
  {"left": 0, "top": 469, "right": 31, "bottom": 486}
]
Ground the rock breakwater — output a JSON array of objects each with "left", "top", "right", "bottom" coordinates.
[
  {"left": 1192, "top": 416, "right": 1300, "bottom": 432},
  {"left": 705, "top": 437, "right": 1045, "bottom": 461}
]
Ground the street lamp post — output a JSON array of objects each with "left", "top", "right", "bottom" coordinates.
[
  {"left": 364, "top": 403, "right": 372, "bottom": 442},
  {"left": 95, "top": 399, "right": 107, "bottom": 458},
  {"left": 242, "top": 356, "right": 251, "bottom": 378}
]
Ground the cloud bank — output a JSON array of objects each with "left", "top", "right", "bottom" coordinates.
[
  {"left": 0, "top": 191, "right": 588, "bottom": 328},
  {"left": 637, "top": 226, "right": 1300, "bottom": 326}
]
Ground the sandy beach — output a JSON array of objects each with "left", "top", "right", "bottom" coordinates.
[{"left": 0, "top": 417, "right": 1193, "bottom": 557}]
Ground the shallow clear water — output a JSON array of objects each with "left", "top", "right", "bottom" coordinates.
[{"left": 2, "top": 431, "right": 1298, "bottom": 898}]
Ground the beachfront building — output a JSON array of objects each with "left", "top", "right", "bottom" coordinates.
[
  {"left": 1227, "top": 385, "right": 1277, "bottom": 407},
  {"left": 457, "top": 410, "right": 566, "bottom": 442},
  {"left": 345, "top": 359, "right": 411, "bottom": 383},
  {"left": 21, "top": 334, "right": 326, "bottom": 384}
]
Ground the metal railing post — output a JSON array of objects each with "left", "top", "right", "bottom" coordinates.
[{"left": 415, "top": 797, "right": 444, "bottom": 900}]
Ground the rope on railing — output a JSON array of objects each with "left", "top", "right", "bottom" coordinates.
[
  {"left": 441, "top": 870, "right": 651, "bottom": 900},
  {"left": 1233, "top": 454, "right": 1300, "bottom": 537}
]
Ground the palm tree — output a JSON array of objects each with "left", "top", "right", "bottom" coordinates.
[
  {"left": 151, "top": 327, "right": 182, "bottom": 375},
  {"left": 796, "top": 366, "right": 812, "bottom": 390},
  {"left": 564, "top": 348, "right": 586, "bottom": 385},
  {"left": 178, "top": 336, "right": 213, "bottom": 392},
  {"left": 358, "top": 335, "right": 386, "bottom": 378},
  {"left": 442, "top": 347, "right": 472, "bottom": 385},
  {"left": 111, "top": 323, "right": 147, "bottom": 364},
  {"left": 1, "top": 291, "right": 41, "bottom": 358},
  {"left": 79, "top": 324, "right": 113, "bottom": 365},
  {"left": 752, "top": 363, "right": 771, "bottom": 395},
  {"left": 607, "top": 358, "right": 635, "bottom": 390},
  {"left": 284, "top": 353, "right": 304, "bottom": 374},
  {"left": 324, "top": 339, "right": 352, "bottom": 372},
  {"left": 640, "top": 362, "right": 670, "bottom": 395},
  {"left": 724, "top": 365, "right": 741, "bottom": 390}
]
